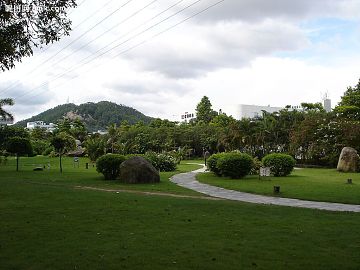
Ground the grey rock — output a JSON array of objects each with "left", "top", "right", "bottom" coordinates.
[
  {"left": 337, "top": 147, "right": 359, "bottom": 172},
  {"left": 120, "top": 157, "right": 160, "bottom": 184}
]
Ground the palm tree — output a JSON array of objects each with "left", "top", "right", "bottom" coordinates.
[{"left": 0, "top": 98, "right": 14, "bottom": 121}]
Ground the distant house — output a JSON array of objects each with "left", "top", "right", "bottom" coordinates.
[{"left": 26, "top": 121, "right": 56, "bottom": 132}]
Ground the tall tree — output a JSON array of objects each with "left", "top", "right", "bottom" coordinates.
[
  {"left": 50, "top": 132, "right": 76, "bottom": 173},
  {"left": 5, "top": 136, "right": 33, "bottom": 171},
  {"left": 195, "top": 96, "right": 217, "bottom": 124},
  {"left": 335, "top": 78, "right": 360, "bottom": 120},
  {"left": 0, "top": 0, "right": 76, "bottom": 71},
  {"left": 0, "top": 98, "right": 14, "bottom": 120}
]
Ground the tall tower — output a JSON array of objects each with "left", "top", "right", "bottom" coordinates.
[{"left": 322, "top": 92, "right": 331, "bottom": 112}]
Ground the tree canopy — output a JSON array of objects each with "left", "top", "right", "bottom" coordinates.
[
  {"left": 195, "top": 96, "right": 218, "bottom": 123},
  {"left": 0, "top": 0, "right": 76, "bottom": 71},
  {"left": 0, "top": 98, "right": 14, "bottom": 120}
]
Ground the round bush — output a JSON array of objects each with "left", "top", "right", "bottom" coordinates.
[
  {"left": 262, "top": 153, "right": 296, "bottom": 177},
  {"left": 207, "top": 153, "right": 226, "bottom": 176},
  {"left": 216, "top": 153, "right": 253, "bottom": 179},
  {"left": 144, "top": 152, "right": 177, "bottom": 172},
  {"left": 96, "top": 154, "right": 126, "bottom": 180}
]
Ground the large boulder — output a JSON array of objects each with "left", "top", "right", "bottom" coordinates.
[
  {"left": 337, "top": 147, "right": 359, "bottom": 172},
  {"left": 120, "top": 157, "right": 160, "bottom": 184}
]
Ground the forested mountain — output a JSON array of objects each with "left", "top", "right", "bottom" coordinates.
[{"left": 16, "top": 101, "right": 152, "bottom": 131}]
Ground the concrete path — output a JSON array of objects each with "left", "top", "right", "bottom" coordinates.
[{"left": 170, "top": 164, "right": 360, "bottom": 213}]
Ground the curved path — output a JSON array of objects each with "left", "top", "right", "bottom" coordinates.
[{"left": 170, "top": 164, "right": 360, "bottom": 213}]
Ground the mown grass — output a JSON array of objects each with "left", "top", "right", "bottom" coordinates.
[
  {"left": 197, "top": 168, "right": 360, "bottom": 204},
  {"left": 0, "top": 174, "right": 359, "bottom": 270},
  {"left": 0, "top": 156, "right": 203, "bottom": 196}
]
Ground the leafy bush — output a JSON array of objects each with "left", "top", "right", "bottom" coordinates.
[
  {"left": 262, "top": 153, "right": 296, "bottom": 177},
  {"left": 96, "top": 154, "right": 126, "bottom": 180},
  {"left": 216, "top": 153, "right": 253, "bottom": 179},
  {"left": 207, "top": 153, "right": 226, "bottom": 176},
  {"left": 143, "top": 152, "right": 177, "bottom": 172},
  {"left": 42, "top": 146, "right": 55, "bottom": 156},
  {"left": 250, "top": 157, "right": 262, "bottom": 175}
]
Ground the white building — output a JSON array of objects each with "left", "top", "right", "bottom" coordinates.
[
  {"left": 180, "top": 112, "right": 196, "bottom": 123},
  {"left": 237, "top": 104, "right": 283, "bottom": 119},
  {"left": 323, "top": 98, "right": 332, "bottom": 112},
  {"left": 27, "top": 121, "right": 56, "bottom": 132}
]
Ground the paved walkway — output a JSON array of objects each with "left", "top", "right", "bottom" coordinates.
[{"left": 170, "top": 164, "right": 360, "bottom": 213}]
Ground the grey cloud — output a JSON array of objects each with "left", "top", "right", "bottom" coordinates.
[
  {"left": 186, "top": 0, "right": 350, "bottom": 23},
  {"left": 0, "top": 82, "right": 53, "bottom": 106},
  {"left": 125, "top": 20, "right": 308, "bottom": 78}
]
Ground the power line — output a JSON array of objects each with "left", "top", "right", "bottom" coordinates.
[
  {"left": 16, "top": 0, "right": 226, "bottom": 102},
  {"left": 0, "top": 0, "right": 134, "bottom": 95},
  {"left": 0, "top": 0, "right": 91, "bottom": 94},
  {"left": 15, "top": 0, "right": 202, "bottom": 100},
  {"left": 45, "top": 0, "right": 159, "bottom": 69}
]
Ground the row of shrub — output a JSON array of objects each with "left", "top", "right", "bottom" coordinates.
[
  {"left": 96, "top": 152, "right": 178, "bottom": 180},
  {"left": 207, "top": 152, "right": 295, "bottom": 179}
]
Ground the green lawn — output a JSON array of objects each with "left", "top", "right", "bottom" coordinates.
[
  {"left": 197, "top": 168, "right": 360, "bottom": 204},
  {"left": 0, "top": 172, "right": 359, "bottom": 269},
  {"left": 0, "top": 156, "right": 203, "bottom": 196},
  {"left": 1, "top": 156, "right": 360, "bottom": 269}
]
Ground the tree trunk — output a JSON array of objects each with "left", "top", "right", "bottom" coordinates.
[
  {"left": 60, "top": 154, "right": 62, "bottom": 173},
  {"left": 16, "top": 153, "right": 19, "bottom": 172}
]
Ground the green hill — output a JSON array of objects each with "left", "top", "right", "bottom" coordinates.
[{"left": 16, "top": 101, "right": 152, "bottom": 131}]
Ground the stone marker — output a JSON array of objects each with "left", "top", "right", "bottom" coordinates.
[
  {"left": 337, "top": 147, "right": 359, "bottom": 172},
  {"left": 120, "top": 156, "right": 160, "bottom": 184}
]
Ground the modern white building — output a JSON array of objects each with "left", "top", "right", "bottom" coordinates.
[
  {"left": 323, "top": 98, "right": 332, "bottom": 112},
  {"left": 27, "top": 121, "right": 56, "bottom": 132},
  {"left": 237, "top": 104, "right": 283, "bottom": 119}
]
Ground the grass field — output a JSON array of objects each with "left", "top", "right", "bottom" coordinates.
[
  {"left": 1, "top": 156, "right": 360, "bottom": 269},
  {"left": 0, "top": 156, "right": 203, "bottom": 196},
  {"left": 197, "top": 168, "right": 360, "bottom": 204}
]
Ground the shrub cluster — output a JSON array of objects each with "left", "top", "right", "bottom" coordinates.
[
  {"left": 96, "top": 154, "right": 126, "bottom": 180},
  {"left": 262, "top": 153, "right": 296, "bottom": 177},
  {"left": 143, "top": 152, "right": 177, "bottom": 172},
  {"left": 208, "top": 152, "right": 253, "bottom": 179},
  {"left": 207, "top": 153, "right": 225, "bottom": 176}
]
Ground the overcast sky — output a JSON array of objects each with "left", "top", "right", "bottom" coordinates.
[{"left": 1, "top": 0, "right": 360, "bottom": 122}]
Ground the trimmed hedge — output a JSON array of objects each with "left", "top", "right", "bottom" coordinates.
[
  {"left": 96, "top": 154, "right": 126, "bottom": 180},
  {"left": 208, "top": 152, "right": 253, "bottom": 179},
  {"left": 262, "top": 153, "right": 296, "bottom": 177}
]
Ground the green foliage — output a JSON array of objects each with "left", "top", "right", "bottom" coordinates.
[
  {"left": 96, "top": 154, "right": 126, "bottom": 180},
  {"left": 195, "top": 96, "right": 218, "bottom": 123},
  {"left": 42, "top": 146, "right": 55, "bottom": 156},
  {"left": 262, "top": 153, "right": 296, "bottom": 177},
  {"left": 0, "top": 0, "right": 76, "bottom": 71},
  {"left": 5, "top": 137, "right": 33, "bottom": 156},
  {"left": 207, "top": 153, "right": 226, "bottom": 176},
  {"left": 84, "top": 136, "right": 106, "bottom": 162},
  {"left": 16, "top": 101, "right": 152, "bottom": 132},
  {"left": 216, "top": 153, "right": 253, "bottom": 179},
  {"left": 31, "top": 139, "right": 49, "bottom": 156},
  {"left": 335, "top": 79, "right": 360, "bottom": 120},
  {"left": 250, "top": 157, "right": 262, "bottom": 175},
  {"left": 0, "top": 98, "right": 14, "bottom": 120},
  {"left": 143, "top": 152, "right": 177, "bottom": 172},
  {"left": 50, "top": 132, "right": 76, "bottom": 155},
  {"left": 0, "top": 125, "right": 29, "bottom": 150}
]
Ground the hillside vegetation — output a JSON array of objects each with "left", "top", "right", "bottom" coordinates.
[{"left": 16, "top": 101, "right": 152, "bottom": 131}]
